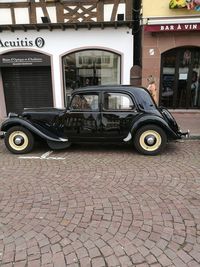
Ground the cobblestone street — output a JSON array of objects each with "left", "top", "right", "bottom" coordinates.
[{"left": 0, "top": 140, "right": 200, "bottom": 267}]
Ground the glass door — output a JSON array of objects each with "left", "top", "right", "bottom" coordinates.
[{"left": 160, "top": 47, "right": 200, "bottom": 109}]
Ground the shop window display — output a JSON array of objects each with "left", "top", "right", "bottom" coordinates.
[
  {"left": 62, "top": 49, "right": 121, "bottom": 106},
  {"left": 160, "top": 47, "right": 200, "bottom": 109}
]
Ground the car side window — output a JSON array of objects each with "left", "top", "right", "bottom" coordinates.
[
  {"left": 104, "top": 92, "right": 135, "bottom": 110},
  {"left": 71, "top": 94, "right": 99, "bottom": 111}
]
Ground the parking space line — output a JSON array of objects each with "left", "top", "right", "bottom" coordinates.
[
  {"left": 19, "top": 151, "right": 65, "bottom": 160},
  {"left": 41, "top": 151, "right": 53, "bottom": 159}
]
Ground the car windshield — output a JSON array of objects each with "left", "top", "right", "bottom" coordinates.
[{"left": 135, "top": 89, "right": 156, "bottom": 110}]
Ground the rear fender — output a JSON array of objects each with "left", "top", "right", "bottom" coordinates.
[
  {"left": 1, "top": 118, "right": 68, "bottom": 142},
  {"left": 130, "top": 115, "right": 179, "bottom": 140}
]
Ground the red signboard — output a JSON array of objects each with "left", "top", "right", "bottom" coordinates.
[{"left": 144, "top": 23, "right": 200, "bottom": 32}]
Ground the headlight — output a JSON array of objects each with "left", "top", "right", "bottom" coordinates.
[{"left": 8, "top": 112, "right": 18, "bottom": 118}]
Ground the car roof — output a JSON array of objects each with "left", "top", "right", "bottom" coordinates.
[{"left": 72, "top": 85, "right": 148, "bottom": 94}]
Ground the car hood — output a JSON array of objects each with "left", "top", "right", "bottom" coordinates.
[
  {"left": 22, "top": 107, "right": 64, "bottom": 116},
  {"left": 22, "top": 107, "right": 65, "bottom": 123}
]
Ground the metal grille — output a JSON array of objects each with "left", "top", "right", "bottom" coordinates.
[{"left": 2, "top": 66, "right": 53, "bottom": 114}]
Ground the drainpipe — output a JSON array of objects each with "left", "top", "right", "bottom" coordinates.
[
  {"left": 133, "top": 0, "right": 142, "bottom": 66},
  {"left": 130, "top": 0, "right": 142, "bottom": 86}
]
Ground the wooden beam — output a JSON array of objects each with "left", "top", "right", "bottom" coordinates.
[
  {"left": 73, "top": 23, "right": 78, "bottom": 30},
  {"left": 111, "top": 0, "right": 120, "bottom": 21},
  {"left": 33, "top": 24, "right": 40, "bottom": 31},
  {"left": 125, "top": 0, "right": 132, "bottom": 21},
  {"left": 59, "top": 23, "right": 65, "bottom": 31},
  {"left": 7, "top": 25, "right": 14, "bottom": 32},
  {"left": 11, "top": 7, "right": 16, "bottom": 24},
  {"left": 0, "top": 3, "right": 29, "bottom": 8},
  {"left": 97, "top": 1, "right": 103, "bottom": 22},
  {"left": 40, "top": 0, "right": 51, "bottom": 22},
  {"left": 21, "top": 25, "right": 27, "bottom": 32},
  {"left": 56, "top": 2, "right": 64, "bottom": 23},
  {"left": 29, "top": 2, "right": 37, "bottom": 24},
  {"left": 101, "top": 22, "right": 104, "bottom": 29}
]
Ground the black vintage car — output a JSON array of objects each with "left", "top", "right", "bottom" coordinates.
[{"left": 0, "top": 86, "right": 189, "bottom": 155}]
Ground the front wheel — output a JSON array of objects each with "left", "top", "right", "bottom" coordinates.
[
  {"left": 5, "top": 126, "right": 34, "bottom": 154},
  {"left": 134, "top": 125, "right": 167, "bottom": 155}
]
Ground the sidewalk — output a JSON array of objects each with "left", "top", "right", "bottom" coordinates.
[{"left": 171, "top": 110, "right": 200, "bottom": 139}]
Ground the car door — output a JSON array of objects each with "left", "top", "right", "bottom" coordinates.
[
  {"left": 63, "top": 92, "right": 101, "bottom": 141},
  {"left": 101, "top": 91, "right": 139, "bottom": 140}
]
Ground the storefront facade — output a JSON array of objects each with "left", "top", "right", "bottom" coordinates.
[
  {"left": 0, "top": 0, "right": 133, "bottom": 119},
  {"left": 141, "top": 0, "right": 200, "bottom": 109},
  {"left": 0, "top": 27, "right": 133, "bottom": 118}
]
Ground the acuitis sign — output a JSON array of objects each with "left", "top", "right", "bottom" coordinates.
[{"left": 0, "top": 37, "right": 45, "bottom": 48}]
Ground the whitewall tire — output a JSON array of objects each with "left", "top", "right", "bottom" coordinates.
[
  {"left": 5, "top": 126, "right": 34, "bottom": 154},
  {"left": 134, "top": 125, "right": 167, "bottom": 155}
]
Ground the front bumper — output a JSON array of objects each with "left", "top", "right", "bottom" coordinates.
[
  {"left": 0, "top": 131, "right": 5, "bottom": 139},
  {"left": 178, "top": 129, "right": 190, "bottom": 139}
]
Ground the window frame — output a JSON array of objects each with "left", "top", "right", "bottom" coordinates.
[
  {"left": 70, "top": 93, "right": 100, "bottom": 112},
  {"left": 102, "top": 91, "right": 136, "bottom": 112}
]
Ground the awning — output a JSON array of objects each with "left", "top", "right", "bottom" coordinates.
[{"left": 143, "top": 17, "right": 200, "bottom": 32}]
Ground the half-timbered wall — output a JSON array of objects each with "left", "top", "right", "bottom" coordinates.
[{"left": 0, "top": 0, "right": 132, "bottom": 25}]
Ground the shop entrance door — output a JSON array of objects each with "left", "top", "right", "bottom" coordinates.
[
  {"left": 160, "top": 47, "right": 200, "bottom": 109},
  {"left": 2, "top": 66, "right": 53, "bottom": 114}
]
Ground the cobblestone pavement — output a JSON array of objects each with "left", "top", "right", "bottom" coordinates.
[{"left": 0, "top": 140, "right": 200, "bottom": 267}]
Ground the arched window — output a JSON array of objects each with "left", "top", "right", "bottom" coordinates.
[
  {"left": 62, "top": 49, "right": 121, "bottom": 105},
  {"left": 160, "top": 47, "right": 200, "bottom": 109}
]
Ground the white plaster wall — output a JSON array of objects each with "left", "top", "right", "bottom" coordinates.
[{"left": 0, "top": 27, "right": 133, "bottom": 117}]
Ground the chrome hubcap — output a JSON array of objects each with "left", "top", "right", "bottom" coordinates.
[
  {"left": 145, "top": 135, "right": 156, "bottom": 146},
  {"left": 14, "top": 135, "right": 24, "bottom": 146}
]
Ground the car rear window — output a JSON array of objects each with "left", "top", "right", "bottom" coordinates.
[
  {"left": 135, "top": 89, "right": 156, "bottom": 110},
  {"left": 104, "top": 92, "right": 135, "bottom": 110}
]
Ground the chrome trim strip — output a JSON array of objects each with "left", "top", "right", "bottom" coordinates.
[
  {"left": 59, "top": 137, "right": 68, "bottom": 142},
  {"left": 123, "top": 132, "right": 132, "bottom": 142},
  {"left": 0, "top": 131, "right": 5, "bottom": 138}
]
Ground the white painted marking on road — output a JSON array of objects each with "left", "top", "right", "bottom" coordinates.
[
  {"left": 47, "top": 157, "right": 65, "bottom": 160},
  {"left": 41, "top": 151, "right": 53, "bottom": 159},
  {"left": 19, "top": 151, "right": 65, "bottom": 160},
  {"left": 19, "top": 156, "right": 41, "bottom": 159}
]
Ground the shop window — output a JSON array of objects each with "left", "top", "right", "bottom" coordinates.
[
  {"left": 160, "top": 47, "right": 200, "bottom": 109},
  {"left": 63, "top": 49, "right": 121, "bottom": 106}
]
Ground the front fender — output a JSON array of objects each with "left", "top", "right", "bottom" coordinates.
[
  {"left": 131, "top": 115, "right": 179, "bottom": 140},
  {"left": 1, "top": 118, "right": 68, "bottom": 142}
]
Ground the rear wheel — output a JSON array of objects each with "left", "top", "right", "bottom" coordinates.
[
  {"left": 5, "top": 126, "right": 34, "bottom": 154},
  {"left": 134, "top": 125, "right": 167, "bottom": 155}
]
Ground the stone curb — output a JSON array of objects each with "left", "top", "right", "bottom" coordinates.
[{"left": 188, "top": 135, "right": 200, "bottom": 140}]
